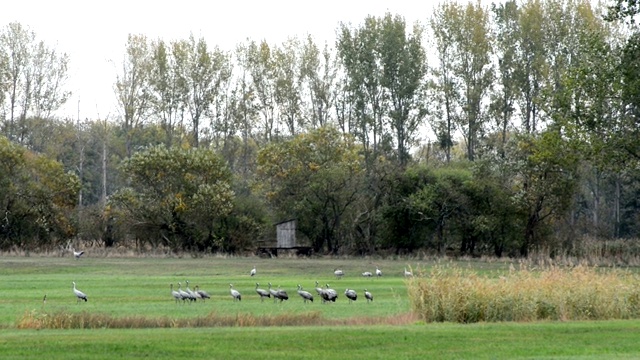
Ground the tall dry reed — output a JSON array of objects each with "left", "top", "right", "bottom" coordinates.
[
  {"left": 15, "top": 310, "right": 417, "bottom": 329},
  {"left": 407, "top": 264, "right": 640, "bottom": 323}
]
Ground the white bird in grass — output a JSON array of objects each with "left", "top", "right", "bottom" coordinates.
[
  {"left": 376, "top": 267, "right": 382, "bottom": 278},
  {"left": 345, "top": 288, "right": 357, "bottom": 304},
  {"left": 72, "top": 248, "right": 84, "bottom": 259},
  {"left": 229, "top": 284, "right": 242, "bottom": 301},
  {"left": 195, "top": 285, "right": 211, "bottom": 301},
  {"left": 404, "top": 267, "right": 413, "bottom": 277},
  {"left": 297, "top": 284, "right": 313, "bottom": 303},
  {"left": 72, "top": 281, "right": 88, "bottom": 303},
  {"left": 170, "top": 284, "right": 182, "bottom": 304},
  {"left": 250, "top": 266, "right": 257, "bottom": 277},
  {"left": 362, "top": 271, "right": 373, "bottom": 277},
  {"left": 255, "top": 283, "right": 271, "bottom": 302},
  {"left": 334, "top": 268, "right": 344, "bottom": 279},
  {"left": 364, "top": 289, "right": 373, "bottom": 303}
]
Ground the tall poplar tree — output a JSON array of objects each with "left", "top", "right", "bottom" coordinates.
[{"left": 114, "top": 34, "right": 151, "bottom": 157}]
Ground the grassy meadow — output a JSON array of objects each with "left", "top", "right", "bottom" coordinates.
[
  {"left": 2, "top": 254, "right": 640, "bottom": 359},
  {"left": 0, "top": 255, "right": 426, "bottom": 326}
]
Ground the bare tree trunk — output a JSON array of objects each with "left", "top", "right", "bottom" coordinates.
[
  {"left": 614, "top": 175, "right": 621, "bottom": 238},
  {"left": 592, "top": 169, "right": 600, "bottom": 229},
  {"left": 101, "top": 120, "right": 108, "bottom": 205}
]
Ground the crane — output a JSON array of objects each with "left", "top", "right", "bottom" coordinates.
[
  {"left": 268, "top": 282, "right": 278, "bottom": 303},
  {"left": 315, "top": 281, "right": 331, "bottom": 303},
  {"left": 324, "top": 284, "right": 338, "bottom": 302},
  {"left": 297, "top": 284, "right": 313, "bottom": 303},
  {"left": 364, "top": 289, "right": 373, "bottom": 303},
  {"left": 195, "top": 285, "right": 211, "bottom": 301},
  {"left": 362, "top": 271, "right": 373, "bottom": 277},
  {"left": 72, "top": 249, "right": 84, "bottom": 259},
  {"left": 376, "top": 267, "right": 382, "bottom": 278},
  {"left": 185, "top": 280, "right": 198, "bottom": 302},
  {"left": 345, "top": 288, "right": 357, "bottom": 303},
  {"left": 72, "top": 281, "right": 88, "bottom": 303},
  {"left": 255, "top": 283, "right": 271, "bottom": 302},
  {"left": 250, "top": 266, "right": 257, "bottom": 277},
  {"left": 274, "top": 285, "right": 289, "bottom": 302},
  {"left": 229, "top": 284, "right": 241, "bottom": 301},
  {"left": 177, "top": 282, "right": 191, "bottom": 303},
  {"left": 170, "top": 283, "right": 182, "bottom": 304},
  {"left": 404, "top": 267, "right": 413, "bottom": 277},
  {"left": 334, "top": 268, "right": 344, "bottom": 279}
]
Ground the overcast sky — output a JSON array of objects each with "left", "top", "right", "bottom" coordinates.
[{"left": 2, "top": 0, "right": 438, "bottom": 121}]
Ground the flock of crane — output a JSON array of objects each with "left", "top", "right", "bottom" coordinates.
[
  {"left": 164, "top": 266, "right": 401, "bottom": 305},
  {"left": 71, "top": 263, "right": 414, "bottom": 305}
]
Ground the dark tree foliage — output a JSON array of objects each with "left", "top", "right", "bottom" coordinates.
[
  {"left": 3, "top": 1, "right": 640, "bottom": 257},
  {"left": 605, "top": 0, "right": 640, "bottom": 23},
  {"left": 0, "top": 135, "right": 80, "bottom": 250},
  {"left": 108, "top": 145, "right": 236, "bottom": 252},
  {"left": 380, "top": 162, "right": 524, "bottom": 257}
]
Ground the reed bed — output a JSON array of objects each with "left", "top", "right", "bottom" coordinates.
[
  {"left": 16, "top": 310, "right": 418, "bottom": 329},
  {"left": 407, "top": 264, "right": 640, "bottom": 323},
  {"left": 16, "top": 310, "right": 323, "bottom": 329}
]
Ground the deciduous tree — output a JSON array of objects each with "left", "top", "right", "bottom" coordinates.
[
  {"left": 257, "top": 126, "right": 363, "bottom": 253},
  {"left": 110, "top": 145, "right": 234, "bottom": 251}
]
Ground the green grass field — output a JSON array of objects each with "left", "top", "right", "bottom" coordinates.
[{"left": 1, "top": 255, "right": 640, "bottom": 359}]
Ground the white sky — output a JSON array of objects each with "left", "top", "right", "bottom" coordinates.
[{"left": 1, "top": 0, "right": 439, "bottom": 121}]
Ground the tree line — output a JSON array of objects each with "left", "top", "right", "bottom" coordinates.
[{"left": 0, "top": 0, "right": 638, "bottom": 257}]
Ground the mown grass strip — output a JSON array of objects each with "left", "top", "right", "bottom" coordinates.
[{"left": 2, "top": 321, "right": 640, "bottom": 359}]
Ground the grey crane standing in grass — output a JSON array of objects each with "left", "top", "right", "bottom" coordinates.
[
  {"left": 324, "top": 284, "right": 338, "bottom": 302},
  {"left": 274, "top": 285, "right": 289, "bottom": 302},
  {"left": 185, "top": 280, "right": 198, "bottom": 301},
  {"left": 316, "top": 285, "right": 329, "bottom": 303},
  {"left": 255, "top": 283, "right": 270, "bottom": 302},
  {"left": 72, "top": 248, "right": 84, "bottom": 259},
  {"left": 362, "top": 271, "right": 373, "bottom": 277},
  {"left": 364, "top": 289, "right": 373, "bottom": 303},
  {"left": 297, "top": 284, "right": 313, "bottom": 303},
  {"left": 334, "top": 268, "right": 344, "bottom": 279},
  {"left": 345, "top": 288, "right": 357, "bottom": 303},
  {"left": 177, "top": 282, "right": 191, "bottom": 303},
  {"left": 268, "top": 282, "right": 279, "bottom": 303},
  {"left": 229, "top": 284, "right": 241, "bottom": 301},
  {"left": 170, "top": 284, "right": 182, "bottom": 304},
  {"left": 72, "top": 281, "right": 88, "bottom": 303},
  {"left": 250, "top": 266, "right": 257, "bottom": 277},
  {"left": 376, "top": 267, "right": 382, "bottom": 278},
  {"left": 195, "top": 285, "right": 210, "bottom": 301}
]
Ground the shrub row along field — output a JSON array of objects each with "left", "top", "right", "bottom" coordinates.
[{"left": 408, "top": 264, "right": 640, "bottom": 323}]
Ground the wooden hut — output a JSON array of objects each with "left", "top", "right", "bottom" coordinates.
[
  {"left": 256, "top": 219, "right": 312, "bottom": 257},
  {"left": 276, "top": 219, "right": 297, "bottom": 248}
]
